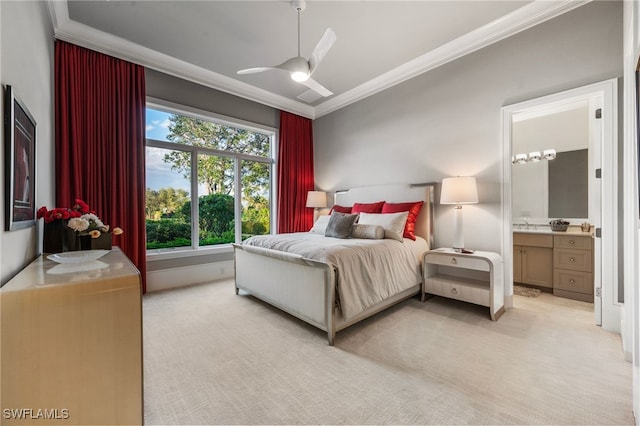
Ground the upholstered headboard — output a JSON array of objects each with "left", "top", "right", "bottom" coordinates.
[{"left": 333, "top": 183, "right": 435, "bottom": 248}]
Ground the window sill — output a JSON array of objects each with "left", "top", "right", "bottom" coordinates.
[{"left": 147, "top": 244, "right": 233, "bottom": 262}]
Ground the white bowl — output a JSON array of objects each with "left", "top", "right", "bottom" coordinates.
[{"left": 47, "top": 249, "right": 110, "bottom": 264}]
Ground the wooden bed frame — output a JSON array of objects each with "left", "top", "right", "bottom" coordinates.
[{"left": 233, "top": 183, "right": 435, "bottom": 345}]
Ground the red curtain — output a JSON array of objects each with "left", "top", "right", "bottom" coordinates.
[
  {"left": 55, "top": 41, "right": 147, "bottom": 291},
  {"left": 277, "top": 111, "right": 315, "bottom": 233}
]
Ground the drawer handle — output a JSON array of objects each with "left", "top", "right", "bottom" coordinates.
[
  {"left": 569, "top": 240, "right": 575, "bottom": 245},
  {"left": 570, "top": 257, "right": 575, "bottom": 262},
  {"left": 451, "top": 258, "right": 457, "bottom": 265},
  {"left": 570, "top": 279, "right": 576, "bottom": 284},
  {"left": 451, "top": 288, "right": 458, "bottom": 295}
]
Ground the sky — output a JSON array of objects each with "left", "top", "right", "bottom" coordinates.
[
  {"left": 145, "top": 108, "right": 192, "bottom": 193},
  {"left": 145, "top": 108, "right": 271, "bottom": 198}
]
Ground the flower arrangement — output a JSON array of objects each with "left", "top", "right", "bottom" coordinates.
[{"left": 37, "top": 198, "right": 123, "bottom": 242}]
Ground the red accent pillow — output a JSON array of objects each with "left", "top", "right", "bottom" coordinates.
[
  {"left": 352, "top": 201, "right": 385, "bottom": 214},
  {"left": 381, "top": 201, "right": 424, "bottom": 240},
  {"left": 330, "top": 204, "right": 352, "bottom": 214}
]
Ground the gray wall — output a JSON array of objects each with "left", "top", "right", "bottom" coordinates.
[
  {"left": 0, "top": 1, "right": 55, "bottom": 284},
  {"left": 313, "top": 1, "right": 622, "bottom": 254},
  {"left": 145, "top": 68, "right": 279, "bottom": 129}
]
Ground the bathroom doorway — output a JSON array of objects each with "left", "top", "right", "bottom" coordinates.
[{"left": 501, "top": 79, "right": 620, "bottom": 333}]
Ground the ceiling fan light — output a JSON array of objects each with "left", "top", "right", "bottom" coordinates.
[{"left": 291, "top": 71, "right": 309, "bottom": 82}]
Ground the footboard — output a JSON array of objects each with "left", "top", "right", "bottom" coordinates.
[{"left": 233, "top": 244, "right": 338, "bottom": 345}]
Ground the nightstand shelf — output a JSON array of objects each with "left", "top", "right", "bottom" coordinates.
[{"left": 422, "top": 248, "right": 504, "bottom": 321}]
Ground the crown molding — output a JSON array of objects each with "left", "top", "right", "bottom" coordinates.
[
  {"left": 48, "top": 0, "right": 589, "bottom": 120},
  {"left": 313, "top": 0, "right": 591, "bottom": 118},
  {"left": 47, "top": 1, "right": 315, "bottom": 118}
]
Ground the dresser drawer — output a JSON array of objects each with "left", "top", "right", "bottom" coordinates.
[
  {"left": 425, "top": 275, "right": 490, "bottom": 307},
  {"left": 554, "top": 248, "right": 592, "bottom": 272},
  {"left": 424, "top": 254, "right": 489, "bottom": 272},
  {"left": 513, "top": 233, "right": 553, "bottom": 247},
  {"left": 554, "top": 269, "right": 593, "bottom": 295},
  {"left": 554, "top": 235, "right": 592, "bottom": 250}
]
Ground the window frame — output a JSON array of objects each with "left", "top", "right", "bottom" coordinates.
[{"left": 145, "top": 97, "right": 277, "bottom": 256}]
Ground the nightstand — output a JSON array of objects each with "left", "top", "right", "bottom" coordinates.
[{"left": 422, "top": 248, "right": 505, "bottom": 321}]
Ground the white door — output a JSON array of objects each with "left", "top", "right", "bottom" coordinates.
[{"left": 589, "top": 95, "right": 603, "bottom": 325}]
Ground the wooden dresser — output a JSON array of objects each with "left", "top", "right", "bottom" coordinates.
[{"left": 0, "top": 247, "right": 143, "bottom": 425}]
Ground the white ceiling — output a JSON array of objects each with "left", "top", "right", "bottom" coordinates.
[{"left": 49, "top": 1, "right": 589, "bottom": 118}]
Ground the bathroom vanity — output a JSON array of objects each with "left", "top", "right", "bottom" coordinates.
[{"left": 513, "top": 228, "right": 594, "bottom": 302}]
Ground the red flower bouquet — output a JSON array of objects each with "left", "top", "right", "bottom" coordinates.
[{"left": 38, "top": 199, "right": 123, "bottom": 253}]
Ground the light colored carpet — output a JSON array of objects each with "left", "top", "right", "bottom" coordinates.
[
  {"left": 514, "top": 285, "right": 542, "bottom": 298},
  {"left": 143, "top": 279, "right": 633, "bottom": 425}
]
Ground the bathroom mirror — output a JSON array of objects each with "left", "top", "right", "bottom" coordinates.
[{"left": 511, "top": 99, "right": 589, "bottom": 223}]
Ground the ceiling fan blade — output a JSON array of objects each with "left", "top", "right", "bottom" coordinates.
[
  {"left": 237, "top": 67, "right": 276, "bottom": 75},
  {"left": 309, "top": 28, "right": 336, "bottom": 74},
  {"left": 299, "top": 77, "right": 333, "bottom": 97},
  {"left": 273, "top": 57, "right": 308, "bottom": 73}
]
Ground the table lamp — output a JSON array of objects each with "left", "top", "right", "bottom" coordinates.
[
  {"left": 440, "top": 176, "right": 478, "bottom": 251},
  {"left": 306, "top": 191, "right": 327, "bottom": 221}
]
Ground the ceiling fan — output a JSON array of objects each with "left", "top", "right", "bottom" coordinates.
[{"left": 237, "top": 0, "right": 336, "bottom": 98}]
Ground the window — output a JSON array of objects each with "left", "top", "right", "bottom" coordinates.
[{"left": 145, "top": 103, "right": 275, "bottom": 251}]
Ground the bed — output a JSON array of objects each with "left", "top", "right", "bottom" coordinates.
[{"left": 233, "top": 183, "right": 435, "bottom": 345}]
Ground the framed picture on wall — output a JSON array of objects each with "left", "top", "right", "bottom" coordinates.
[{"left": 4, "top": 85, "right": 37, "bottom": 231}]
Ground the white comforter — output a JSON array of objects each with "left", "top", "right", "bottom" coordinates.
[{"left": 242, "top": 233, "right": 428, "bottom": 319}]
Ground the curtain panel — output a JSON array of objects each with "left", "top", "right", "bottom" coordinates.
[
  {"left": 55, "top": 40, "right": 147, "bottom": 291},
  {"left": 277, "top": 111, "right": 315, "bottom": 233}
]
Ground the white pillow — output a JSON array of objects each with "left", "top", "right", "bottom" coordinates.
[
  {"left": 358, "top": 212, "right": 409, "bottom": 242},
  {"left": 309, "top": 215, "right": 331, "bottom": 234}
]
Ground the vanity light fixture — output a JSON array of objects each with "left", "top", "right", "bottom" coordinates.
[
  {"left": 512, "top": 149, "right": 556, "bottom": 164},
  {"left": 440, "top": 176, "right": 478, "bottom": 251},
  {"left": 513, "top": 153, "right": 528, "bottom": 164},
  {"left": 528, "top": 151, "right": 541, "bottom": 162}
]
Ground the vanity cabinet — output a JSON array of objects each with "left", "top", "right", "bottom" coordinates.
[
  {"left": 513, "top": 232, "right": 594, "bottom": 302},
  {"left": 553, "top": 235, "right": 593, "bottom": 302},
  {"left": 513, "top": 233, "right": 553, "bottom": 288}
]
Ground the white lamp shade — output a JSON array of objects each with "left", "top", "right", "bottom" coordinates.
[
  {"left": 306, "top": 191, "right": 327, "bottom": 208},
  {"left": 440, "top": 177, "right": 478, "bottom": 205}
]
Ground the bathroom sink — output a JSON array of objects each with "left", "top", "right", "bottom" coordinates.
[{"left": 512, "top": 226, "right": 553, "bottom": 234}]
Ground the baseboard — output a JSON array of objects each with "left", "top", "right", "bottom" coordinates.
[
  {"left": 147, "top": 260, "right": 234, "bottom": 292},
  {"left": 505, "top": 294, "right": 514, "bottom": 309}
]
